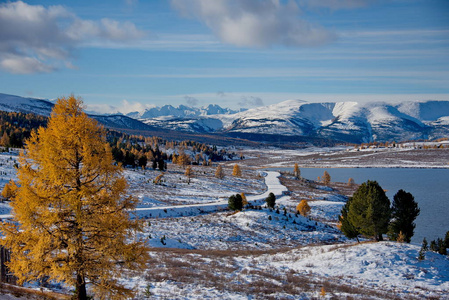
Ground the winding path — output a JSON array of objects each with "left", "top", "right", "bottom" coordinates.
[
  {"left": 134, "top": 171, "right": 287, "bottom": 219},
  {"left": 0, "top": 171, "right": 287, "bottom": 220}
]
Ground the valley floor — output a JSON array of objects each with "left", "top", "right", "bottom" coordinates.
[{"left": 0, "top": 146, "right": 448, "bottom": 299}]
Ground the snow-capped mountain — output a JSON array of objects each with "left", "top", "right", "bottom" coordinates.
[
  {"left": 1, "top": 93, "right": 448, "bottom": 143},
  {"left": 127, "top": 104, "right": 238, "bottom": 119},
  {"left": 138, "top": 99, "right": 449, "bottom": 143},
  {"left": 223, "top": 100, "right": 449, "bottom": 143},
  {"left": 0, "top": 93, "right": 54, "bottom": 116},
  {"left": 0, "top": 93, "right": 155, "bottom": 132}
]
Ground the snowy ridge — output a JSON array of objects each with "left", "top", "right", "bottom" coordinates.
[
  {"left": 1, "top": 93, "right": 449, "bottom": 143},
  {"left": 137, "top": 99, "right": 449, "bottom": 143},
  {"left": 128, "top": 103, "right": 239, "bottom": 119},
  {"left": 0, "top": 93, "right": 54, "bottom": 116}
]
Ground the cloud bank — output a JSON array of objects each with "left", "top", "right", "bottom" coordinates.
[
  {"left": 0, "top": 1, "right": 145, "bottom": 74},
  {"left": 170, "top": 0, "right": 335, "bottom": 48}
]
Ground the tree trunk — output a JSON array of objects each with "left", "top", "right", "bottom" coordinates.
[{"left": 75, "top": 273, "right": 87, "bottom": 300}]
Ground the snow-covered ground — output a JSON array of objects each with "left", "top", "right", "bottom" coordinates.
[{"left": 0, "top": 149, "right": 448, "bottom": 299}]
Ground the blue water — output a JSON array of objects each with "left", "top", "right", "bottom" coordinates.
[{"left": 274, "top": 167, "right": 449, "bottom": 244}]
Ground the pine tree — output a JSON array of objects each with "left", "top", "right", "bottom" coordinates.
[
  {"left": 0, "top": 96, "right": 149, "bottom": 300},
  {"left": 437, "top": 238, "right": 447, "bottom": 255},
  {"left": 322, "top": 171, "right": 331, "bottom": 185},
  {"left": 293, "top": 163, "right": 300, "bottom": 179},
  {"left": 265, "top": 192, "right": 276, "bottom": 209},
  {"left": 339, "top": 197, "right": 360, "bottom": 242},
  {"left": 228, "top": 194, "right": 243, "bottom": 211},
  {"left": 388, "top": 189, "right": 420, "bottom": 243},
  {"left": 232, "top": 164, "right": 242, "bottom": 177},
  {"left": 215, "top": 164, "right": 224, "bottom": 179},
  {"left": 347, "top": 180, "right": 391, "bottom": 241},
  {"left": 296, "top": 199, "right": 311, "bottom": 216},
  {"left": 418, "top": 238, "right": 428, "bottom": 260}
]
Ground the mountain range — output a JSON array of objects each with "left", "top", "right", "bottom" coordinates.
[{"left": 1, "top": 93, "right": 448, "bottom": 144}]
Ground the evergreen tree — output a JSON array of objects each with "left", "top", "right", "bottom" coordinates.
[
  {"left": 339, "top": 197, "right": 360, "bottom": 242},
  {"left": 138, "top": 155, "right": 148, "bottom": 169},
  {"left": 228, "top": 194, "right": 243, "bottom": 211},
  {"left": 0, "top": 96, "right": 149, "bottom": 300},
  {"left": 418, "top": 238, "right": 428, "bottom": 260},
  {"left": 296, "top": 199, "right": 311, "bottom": 216},
  {"left": 430, "top": 240, "right": 438, "bottom": 252},
  {"left": 215, "top": 164, "right": 224, "bottom": 179},
  {"left": 445, "top": 231, "right": 449, "bottom": 249},
  {"left": 232, "top": 164, "right": 242, "bottom": 177},
  {"left": 347, "top": 180, "right": 391, "bottom": 241},
  {"left": 388, "top": 189, "right": 420, "bottom": 243},
  {"left": 437, "top": 238, "right": 447, "bottom": 255},
  {"left": 265, "top": 192, "right": 276, "bottom": 209}
]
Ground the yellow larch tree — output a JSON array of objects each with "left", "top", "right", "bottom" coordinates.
[
  {"left": 296, "top": 199, "right": 311, "bottom": 216},
  {"left": 215, "top": 164, "right": 224, "bottom": 179},
  {"left": 293, "top": 163, "right": 300, "bottom": 179},
  {"left": 322, "top": 170, "right": 331, "bottom": 185},
  {"left": 185, "top": 165, "right": 193, "bottom": 184},
  {"left": 348, "top": 177, "right": 355, "bottom": 187},
  {"left": 241, "top": 193, "right": 248, "bottom": 207},
  {"left": 0, "top": 96, "right": 149, "bottom": 300},
  {"left": 232, "top": 164, "right": 242, "bottom": 177},
  {"left": 1, "top": 180, "right": 17, "bottom": 200}
]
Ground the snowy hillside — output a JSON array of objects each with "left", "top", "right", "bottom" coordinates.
[
  {"left": 0, "top": 93, "right": 54, "bottom": 116},
  {"left": 136, "top": 99, "right": 449, "bottom": 143},
  {"left": 127, "top": 103, "right": 238, "bottom": 119},
  {"left": 1, "top": 93, "right": 449, "bottom": 143}
]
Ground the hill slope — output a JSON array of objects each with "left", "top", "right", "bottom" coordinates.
[{"left": 1, "top": 93, "right": 449, "bottom": 143}]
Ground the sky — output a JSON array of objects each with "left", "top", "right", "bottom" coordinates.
[{"left": 0, "top": 0, "right": 448, "bottom": 113}]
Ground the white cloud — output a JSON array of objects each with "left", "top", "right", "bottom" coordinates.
[
  {"left": 0, "top": 54, "right": 55, "bottom": 74},
  {"left": 304, "top": 0, "right": 375, "bottom": 10},
  {"left": 184, "top": 95, "right": 199, "bottom": 106},
  {"left": 238, "top": 95, "right": 264, "bottom": 107},
  {"left": 0, "top": 1, "right": 146, "bottom": 74},
  {"left": 86, "top": 99, "right": 156, "bottom": 115},
  {"left": 170, "top": 0, "right": 335, "bottom": 48}
]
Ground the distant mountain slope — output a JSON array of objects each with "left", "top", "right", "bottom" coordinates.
[
  {"left": 224, "top": 100, "right": 449, "bottom": 143},
  {"left": 0, "top": 93, "right": 155, "bottom": 132},
  {"left": 1, "top": 93, "right": 448, "bottom": 143},
  {"left": 0, "top": 93, "right": 54, "bottom": 116},
  {"left": 127, "top": 103, "right": 239, "bottom": 119}
]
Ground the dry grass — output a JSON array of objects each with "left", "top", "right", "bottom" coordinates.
[{"left": 145, "top": 246, "right": 421, "bottom": 300}]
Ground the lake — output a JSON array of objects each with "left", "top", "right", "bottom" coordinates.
[{"left": 275, "top": 167, "right": 449, "bottom": 244}]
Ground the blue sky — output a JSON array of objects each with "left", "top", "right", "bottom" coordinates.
[{"left": 0, "top": 0, "right": 448, "bottom": 113}]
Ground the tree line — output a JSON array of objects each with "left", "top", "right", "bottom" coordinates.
[
  {"left": 0, "top": 110, "right": 238, "bottom": 168},
  {"left": 0, "top": 111, "right": 48, "bottom": 148}
]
